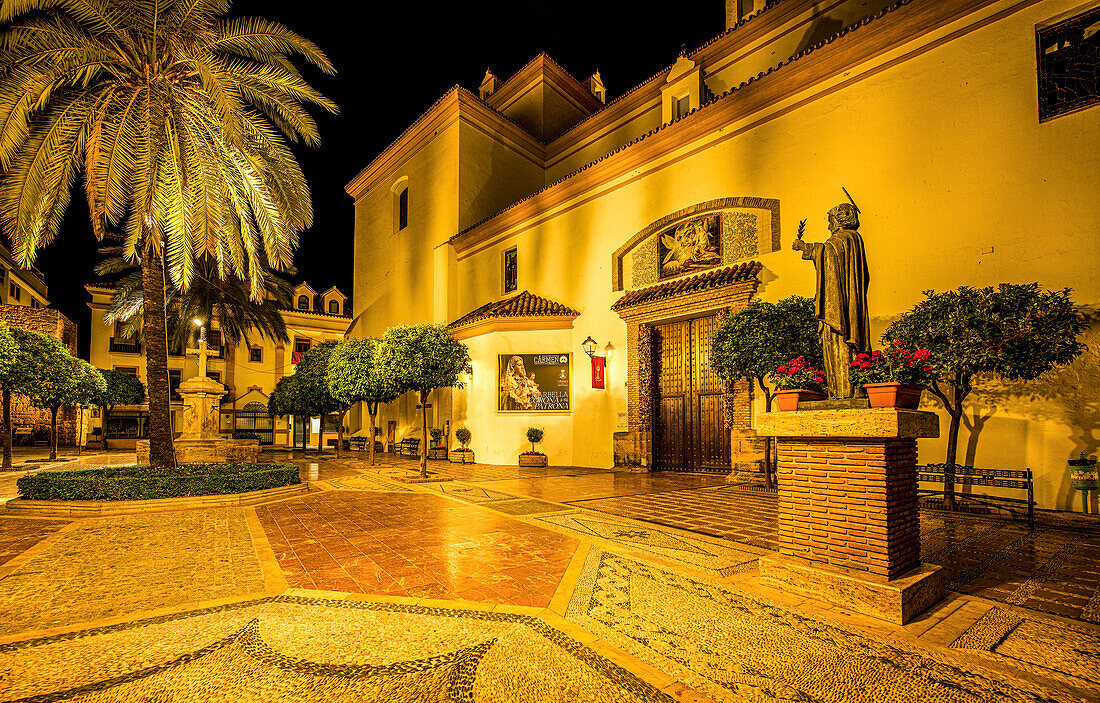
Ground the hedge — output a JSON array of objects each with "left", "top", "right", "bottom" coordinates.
[{"left": 16, "top": 462, "right": 300, "bottom": 501}]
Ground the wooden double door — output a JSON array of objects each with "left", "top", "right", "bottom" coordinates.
[{"left": 653, "top": 315, "right": 731, "bottom": 473}]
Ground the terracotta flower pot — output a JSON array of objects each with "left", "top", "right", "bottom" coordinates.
[
  {"left": 862, "top": 382, "right": 923, "bottom": 409},
  {"left": 775, "top": 389, "right": 826, "bottom": 411},
  {"left": 519, "top": 453, "right": 548, "bottom": 467}
]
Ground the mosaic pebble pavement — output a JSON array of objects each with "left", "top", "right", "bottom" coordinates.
[{"left": 0, "top": 456, "right": 1098, "bottom": 701}]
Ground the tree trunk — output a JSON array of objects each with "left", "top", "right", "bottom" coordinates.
[
  {"left": 317, "top": 416, "right": 323, "bottom": 453},
  {"left": 335, "top": 407, "right": 347, "bottom": 458},
  {"left": 944, "top": 406, "right": 963, "bottom": 507},
  {"left": 77, "top": 405, "right": 84, "bottom": 456},
  {"left": 2, "top": 388, "right": 11, "bottom": 469},
  {"left": 419, "top": 390, "right": 429, "bottom": 477},
  {"left": 367, "top": 403, "right": 377, "bottom": 466},
  {"left": 102, "top": 406, "right": 110, "bottom": 450},
  {"left": 140, "top": 244, "right": 176, "bottom": 469},
  {"left": 49, "top": 407, "right": 58, "bottom": 461},
  {"left": 758, "top": 379, "right": 775, "bottom": 490}
]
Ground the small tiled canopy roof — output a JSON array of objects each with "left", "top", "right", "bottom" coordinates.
[
  {"left": 611, "top": 261, "right": 761, "bottom": 312},
  {"left": 450, "top": 290, "right": 580, "bottom": 330}
]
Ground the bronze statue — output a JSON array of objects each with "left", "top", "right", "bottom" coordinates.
[{"left": 792, "top": 202, "right": 870, "bottom": 398}]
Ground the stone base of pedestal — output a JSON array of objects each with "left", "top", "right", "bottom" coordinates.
[
  {"left": 137, "top": 438, "right": 261, "bottom": 464},
  {"left": 759, "top": 552, "right": 944, "bottom": 624}
]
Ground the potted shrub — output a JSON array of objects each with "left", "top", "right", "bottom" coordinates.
[
  {"left": 773, "top": 357, "right": 826, "bottom": 411},
  {"left": 848, "top": 342, "right": 933, "bottom": 409},
  {"left": 1070, "top": 453, "right": 1098, "bottom": 511},
  {"left": 520, "top": 427, "right": 547, "bottom": 467},
  {"left": 428, "top": 428, "right": 448, "bottom": 459},
  {"left": 450, "top": 427, "right": 474, "bottom": 463}
]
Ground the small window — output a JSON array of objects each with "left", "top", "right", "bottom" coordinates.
[
  {"left": 30, "top": 299, "right": 39, "bottom": 308},
  {"left": 295, "top": 339, "right": 311, "bottom": 353},
  {"left": 297, "top": 294, "right": 309, "bottom": 310},
  {"left": 209, "top": 371, "right": 221, "bottom": 384},
  {"left": 674, "top": 95, "right": 690, "bottom": 120},
  {"left": 1037, "top": 7, "right": 1100, "bottom": 121},
  {"left": 8, "top": 283, "right": 19, "bottom": 301},
  {"left": 503, "top": 247, "right": 518, "bottom": 293},
  {"left": 113, "top": 366, "right": 138, "bottom": 376},
  {"left": 249, "top": 347, "right": 262, "bottom": 363},
  {"left": 398, "top": 187, "right": 409, "bottom": 230},
  {"left": 328, "top": 299, "right": 340, "bottom": 314}
]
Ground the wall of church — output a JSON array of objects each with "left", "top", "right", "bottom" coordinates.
[
  {"left": 352, "top": 120, "right": 461, "bottom": 339},
  {"left": 438, "top": 0, "right": 1099, "bottom": 509}
]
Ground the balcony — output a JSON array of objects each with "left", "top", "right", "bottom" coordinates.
[{"left": 109, "top": 338, "right": 141, "bottom": 354}]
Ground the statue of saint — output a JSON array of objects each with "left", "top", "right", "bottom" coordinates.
[{"left": 791, "top": 203, "right": 870, "bottom": 398}]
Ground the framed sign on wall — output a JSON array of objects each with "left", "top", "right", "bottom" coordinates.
[{"left": 498, "top": 354, "right": 571, "bottom": 412}]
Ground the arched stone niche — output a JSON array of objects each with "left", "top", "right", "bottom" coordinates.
[{"left": 611, "top": 197, "right": 780, "bottom": 292}]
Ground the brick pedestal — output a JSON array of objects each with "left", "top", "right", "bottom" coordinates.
[{"left": 755, "top": 409, "right": 944, "bottom": 624}]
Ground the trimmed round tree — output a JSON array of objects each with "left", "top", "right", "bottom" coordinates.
[
  {"left": 327, "top": 338, "right": 401, "bottom": 465},
  {"left": 95, "top": 369, "right": 146, "bottom": 450},
  {"left": 884, "top": 283, "right": 1086, "bottom": 504},
  {"left": 710, "top": 296, "right": 821, "bottom": 487},
  {"left": 293, "top": 341, "right": 345, "bottom": 454},
  {"left": 376, "top": 324, "right": 467, "bottom": 477},
  {"left": 268, "top": 372, "right": 316, "bottom": 450},
  {"left": 7, "top": 328, "right": 82, "bottom": 461}
]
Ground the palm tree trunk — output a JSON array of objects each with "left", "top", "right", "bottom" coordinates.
[
  {"left": 2, "top": 388, "right": 11, "bottom": 469},
  {"left": 49, "top": 407, "right": 58, "bottom": 461},
  {"left": 419, "top": 390, "right": 429, "bottom": 478},
  {"left": 141, "top": 244, "right": 176, "bottom": 469}
]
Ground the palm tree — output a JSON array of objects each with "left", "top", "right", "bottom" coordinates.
[
  {"left": 0, "top": 1, "right": 336, "bottom": 468},
  {"left": 96, "top": 247, "right": 294, "bottom": 350}
]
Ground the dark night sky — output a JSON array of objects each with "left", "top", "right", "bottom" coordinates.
[{"left": 38, "top": 2, "right": 725, "bottom": 358}]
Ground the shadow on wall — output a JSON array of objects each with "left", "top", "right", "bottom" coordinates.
[{"left": 794, "top": 3, "right": 846, "bottom": 55}]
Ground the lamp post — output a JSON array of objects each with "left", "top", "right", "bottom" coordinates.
[{"left": 582, "top": 336, "right": 612, "bottom": 389}]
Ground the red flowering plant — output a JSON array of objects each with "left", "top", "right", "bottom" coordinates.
[
  {"left": 773, "top": 356, "right": 827, "bottom": 393},
  {"left": 848, "top": 341, "right": 934, "bottom": 387}
]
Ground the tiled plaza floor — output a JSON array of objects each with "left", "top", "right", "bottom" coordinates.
[
  {"left": 0, "top": 454, "right": 1097, "bottom": 701},
  {"left": 255, "top": 490, "right": 578, "bottom": 605}
]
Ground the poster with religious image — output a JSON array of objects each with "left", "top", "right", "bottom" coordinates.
[
  {"left": 657, "top": 213, "right": 722, "bottom": 278},
  {"left": 498, "top": 354, "right": 571, "bottom": 412}
]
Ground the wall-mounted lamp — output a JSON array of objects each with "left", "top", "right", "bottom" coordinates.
[{"left": 582, "top": 335, "right": 598, "bottom": 358}]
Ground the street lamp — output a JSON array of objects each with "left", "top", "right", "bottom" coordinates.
[
  {"left": 192, "top": 317, "right": 205, "bottom": 343},
  {"left": 582, "top": 335, "right": 598, "bottom": 358}
]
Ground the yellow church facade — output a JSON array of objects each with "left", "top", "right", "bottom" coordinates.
[{"left": 347, "top": 0, "right": 1100, "bottom": 510}]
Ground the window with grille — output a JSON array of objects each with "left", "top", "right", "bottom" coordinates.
[{"left": 1037, "top": 7, "right": 1100, "bottom": 121}]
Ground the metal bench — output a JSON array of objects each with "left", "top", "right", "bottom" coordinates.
[
  {"left": 918, "top": 464, "right": 1034, "bottom": 530},
  {"left": 348, "top": 436, "right": 367, "bottom": 452},
  {"left": 396, "top": 437, "right": 420, "bottom": 457}
]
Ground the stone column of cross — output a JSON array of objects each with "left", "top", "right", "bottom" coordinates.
[{"left": 186, "top": 338, "right": 210, "bottom": 379}]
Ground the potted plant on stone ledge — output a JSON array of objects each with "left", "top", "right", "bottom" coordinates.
[
  {"left": 848, "top": 342, "right": 933, "bottom": 409},
  {"left": 450, "top": 427, "right": 474, "bottom": 464},
  {"left": 773, "top": 356, "right": 826, "bottom": 411},
  {"left": 520, "top": 427, "right": 547, "bottom": 467},
  {"left": 428, "top": 428, "right": 448, "bottom": 459}
]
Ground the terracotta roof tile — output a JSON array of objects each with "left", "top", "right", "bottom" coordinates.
[
  {"left": 611, "top": 262, "right": 761, "bottom": 312},
  {"left": 450, "top": 290, "right": 580, "bottom": 329}
]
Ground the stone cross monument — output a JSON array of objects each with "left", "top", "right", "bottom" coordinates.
[{"left": 179, "top": 328, "right": 225, "bottom": 441}]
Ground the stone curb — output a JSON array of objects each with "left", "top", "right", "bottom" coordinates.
[{"left": 2, "top": 482, "right": 310, "bottom": 517}]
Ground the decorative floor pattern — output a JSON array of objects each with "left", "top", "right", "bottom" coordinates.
[
  {"left": 255, "top": 491, "right": 578, "bottom": 605},
  {"left": 477, "top": 471, "right": 730, "bottom": 503},
  {"left": 0, "top": 517, "right": 69, "bottom": 569},
  {"left": 0, "top": 596, "right": 673, "bottom": 702},
  {"left": 486, "top": 499, "right": 572, "bottom": 516},
  {"left": 0, "top": 509, "right": 266, "bottom": 638},
  {"left": 952, "top": 607, "right": 1100, "bottom": 687},
  {"left": 533, "top": 512, "right": 759, "bottom": 576},
  {"left": 419, "top": 482, "right": 519, "bottom": 503},
  {"left": 325, "top": 474, "right": 413, "bottom": 492},
  {"left": 574, "top": 485, "right": 779, "bottom": 550},
  {"left": 566, "top": 549, "right": 1091, "bottom": 702}
]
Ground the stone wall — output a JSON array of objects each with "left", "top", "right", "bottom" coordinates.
[{"left": 0, "top": 305, "right": 81, "bottom": 445}]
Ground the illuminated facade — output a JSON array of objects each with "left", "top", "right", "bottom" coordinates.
[
  {"left": 348, "top": 0, "right": 1100, "bottom": 509},
  {"left": 85, "top": 282, "right": 351, "bottom": 449}
]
